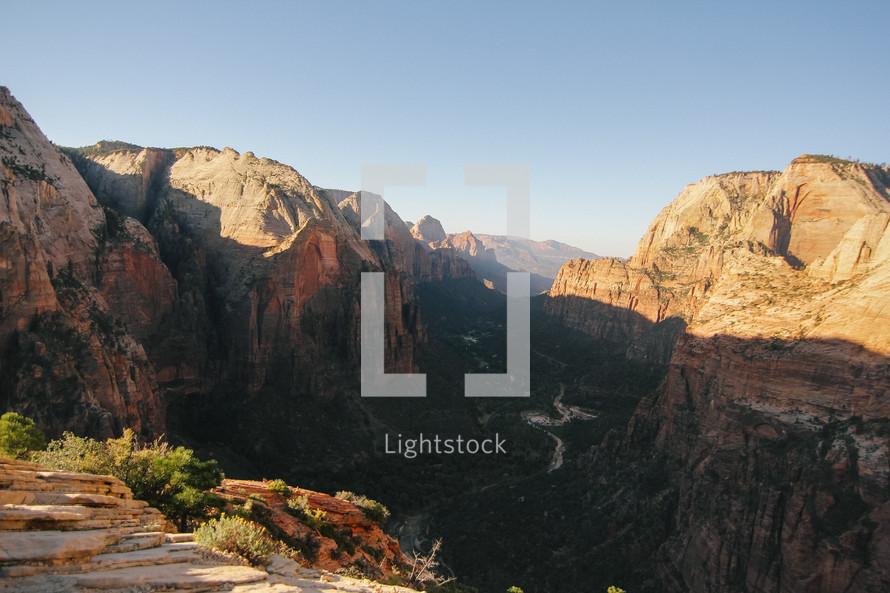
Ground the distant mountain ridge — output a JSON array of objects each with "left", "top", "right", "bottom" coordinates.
[
  {"left": 475, "top": 234, "right": 598, "bottom": 279},
  {"left": 408, "top": 214, "right": 591, "bottom": 294}
]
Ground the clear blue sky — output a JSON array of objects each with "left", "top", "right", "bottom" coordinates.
[{"left": 3, "top": 1, "right": 888, "bottom": 256}]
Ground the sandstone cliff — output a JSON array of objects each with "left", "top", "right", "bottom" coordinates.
[
  {"left": 1, "top": 87, "right": 480, "bottom": 470},
  {"left": 547, "top": 157, "right": 890, "bottom": 360},
  {"left": 409, "top": 215, "right": 447, "bottom": 244},
  {"left": 0, "top": 87, "right": 166, "bottom": 439},
  {"left": 62, "top": 143, "right": 441, "bottom": 447},
  {"left": 557, "top": 156, "right": 890, "bottom": 592}
]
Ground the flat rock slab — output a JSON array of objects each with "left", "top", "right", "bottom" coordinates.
[
  {"left": 34, "top": 492, "right": 135, "bottom": 507},
  {"left": 0, "top": 529, "right": 120, "bottom": 564},
  {"left": 103, "top": 531, "right": 166, "bottom": 553},
  {"left": 90, "top": 543, "right": 195, "bottom": 569},
  {"left": 0, "top": 504, "right": 92, "bottom": 522},
  {"left": 231, "top": 573, "right": 422, "bottom": 593},
  {"left": 72, "top": 562, "right": 268, "bottom": 589}
]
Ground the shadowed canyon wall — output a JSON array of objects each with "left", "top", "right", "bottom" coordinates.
[{"left": 547, "top": 156, "right": 890, "bottom": 592}]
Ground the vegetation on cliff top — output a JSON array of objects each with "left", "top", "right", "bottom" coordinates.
[
  {"left": 795, "top": 153, "right": 887, "bottom": 167},
  {"left": 63, "top": 140, "right": 145, "bottom": 157},
  {"left": 33, "top": 428, "right": 224, "bottom": 531}
]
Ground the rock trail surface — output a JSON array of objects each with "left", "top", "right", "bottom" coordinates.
[{"left": 0, "top": 457, "right": 420, "bottom": 593}]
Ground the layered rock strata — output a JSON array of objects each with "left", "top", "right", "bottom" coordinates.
[
  {"left": 561, "top": 156, "right": 890, "bottom": 592},
  {"left": 0, "top": 457, "right": 421, "bottom": 593},
  {"left": 0, "top": 88, "right": 166, "bottom": 439}
]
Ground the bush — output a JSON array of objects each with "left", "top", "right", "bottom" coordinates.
[
  {"left": 0, "top": 412, "right": 45, "bottom": 460},
  {"left": 195, "top": 514, "right": 275, "bottom": 566},
  {"left": 34, "top": 429, "right": 223, "bottom": 531},
  {"left": 286, "top": 495, "right": 310, "bottom": 518},
  {"left": 304, "top": 508, "right": 328, "bottom": 531},
  {"left": 267, "top": 479, "right": 292, "bottom": 497},
  {"left": 363, "top": 544, "right": 384, "bottom": 562},
  {"left": 335, "top": 490, "right": 390, "bottom": 525}
]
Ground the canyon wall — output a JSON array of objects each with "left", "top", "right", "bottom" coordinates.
[
  {"left": 0, "top": 88, "right": 474, "bottom": 452},
  {"left": 554, "top": 156, "right": 890, "bottom": 592},
  {"left": 0, "top": 88, "right": 166, "bottom": 439}
]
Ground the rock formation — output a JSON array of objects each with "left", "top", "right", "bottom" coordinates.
[
  {"left": 552, "top": 156, "right": 890, "bottom": 592},
  {"left": 0, "top": 87, "right": 166, "bottom": 440},
  {"left": 410, "top": 214, "right": 555, "bottom": 293},
  {"left": 0, "top": 86, "right": 482, "bottom": 452},
  {"left": 0, "top": 457, "right": 421, "bottom": 592},
  {"left": 547, "top": 157, "right": 890, "bottom": 361},
  {"left": 409, "top": 215, "right": 447, "bottom": 244},
  {"left": 213, "top": 479, "right": 408, "bottom": 576}
]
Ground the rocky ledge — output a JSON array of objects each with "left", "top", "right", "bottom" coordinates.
[{"left": 0, "top": 457, "right": 420, "bottom": 593}]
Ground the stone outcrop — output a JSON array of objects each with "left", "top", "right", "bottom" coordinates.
[
  {"left": 0, "top": 455, "right": 179, "bottom": 587},
  {"left": 409, "top": 214, "right": 557, "bottom": 293},
  {"left": 75, "top": 145, "right": 471, "bottom": 404},
  {"left": 338, "top": 195, "right": 474, "bottom": 284},
  {"left": 213, "top": 479, "right": 408, "bottom": 576},
  {"left": 0, "top": 457, "right": 421, "bottom": 592},
  {"left": 409, "top": 215, "right": 447, "bottom": 244}
]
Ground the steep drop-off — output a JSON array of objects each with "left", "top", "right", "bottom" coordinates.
[
  {"left": 0, "top": 88, "right": 166, "bottom": 439},
  {"left": 1, "top": 88, "right": 483, "bottom": 482},
  {"left": 548, "top": 156, "right": 890, "bottom": 592}
]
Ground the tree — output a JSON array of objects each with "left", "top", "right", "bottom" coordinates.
[
  {"left": 0, "top": 412, "right": 45, "bottom": 460},
  {"left": 34, "top": 429, "right": 223, "bottom": 531}
]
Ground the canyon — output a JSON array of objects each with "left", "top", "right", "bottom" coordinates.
[{"left": 2, "top": 82, "right": 889, "bottom": 593}]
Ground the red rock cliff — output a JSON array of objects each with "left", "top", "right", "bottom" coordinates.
[
  {"left": 0, "top": 87, "right": 167, "bottom": 439},
  {"left": 571, "top": 156, "right": 890, "bottom": 592}
]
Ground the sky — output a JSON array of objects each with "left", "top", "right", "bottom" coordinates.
[{"left": 2, "top": 0, "right": 888, "bottom": 257}]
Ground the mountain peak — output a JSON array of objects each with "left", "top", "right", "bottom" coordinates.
[{"left": 409, "top": 215, "right": 447, "bottom": 243}]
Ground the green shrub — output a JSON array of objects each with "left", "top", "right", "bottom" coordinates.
[
  {"left": 248, "top": 493, "right": 265, "bottom": 503},
  {"left": 233, "top": 498, "right": 255, "bottom": 518},
  {"left": 304, "top": 508, "right": 327, "bottom": 531},
  {"left": 335, "top": 490, "right": 390, "bottom": 525},
  {"left": 363, "top": 544, "right": 384, "bottom": 562},
  {"left": 0, "top": 412, "right": 45, "bottom": 460},
  {"left": 507, "top": 587, "right": 524, "bottom": 593},
  {"left": 286, "top": 495, "right": 310, "bottom": 518},
  {"left": 34, "top": 429, "right": 223, "bottom": 531},
  {"left": 336, "top": 565, "right": 371, "bottom": 580},
  {"left": 195, "top": 514, "right": 275, "bottom": 566},
  {"left": 267, "top": 479, "right": 292, "bottom": 497},
  {"left": 359, "top": 499, "right": 390, "bottom": 525}
]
